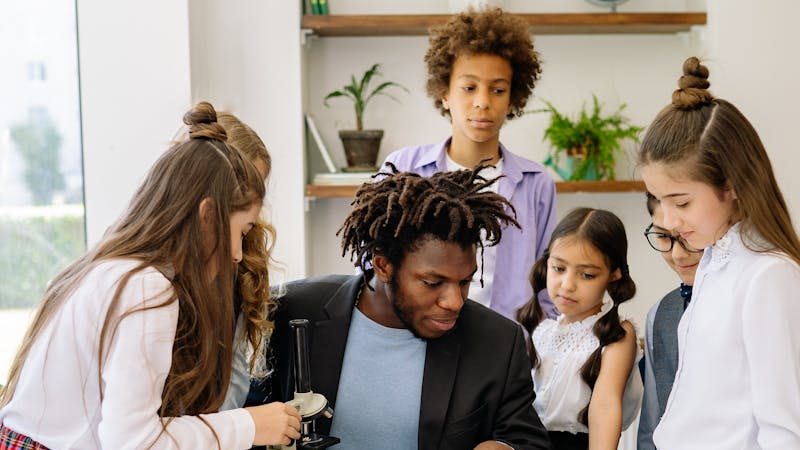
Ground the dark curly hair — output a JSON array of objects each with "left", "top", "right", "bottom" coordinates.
[
  {"left": 337, "top": 162, "right": 519, "bottom": 283},
  {"left": 516, "top": 207, "right": 636, "bottom": 426},
  {"left": 425, "top": 7, "right": 541, "bottom": 119}
]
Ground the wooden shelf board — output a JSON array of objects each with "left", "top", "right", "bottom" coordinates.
[
  {"left": 307, "top": 180, "right": 646, "bottom": 198},
  {"left": 555, "top": 180, "right": 646, "bottom": 193},
  {"left": 302, "top": 13, "right": 706, "bottom": 36}
]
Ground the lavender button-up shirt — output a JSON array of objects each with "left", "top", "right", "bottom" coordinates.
[{"left": 382, "top": 138, "right": 558, "bottom": 320}]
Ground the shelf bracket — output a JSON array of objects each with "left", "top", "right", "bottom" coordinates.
[{"left": 300, "top": 28, "right": 315, "bottom": 46}]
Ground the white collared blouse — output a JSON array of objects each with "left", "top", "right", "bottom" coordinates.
[{"left": 654, "top": 223, "right": 800, "bottom": 449}]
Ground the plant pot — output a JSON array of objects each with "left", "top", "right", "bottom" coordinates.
[
  {"left": 339, "top": 129, "right": 383, "bottom": 171},
  {"left": 543, "top": 148, "right": 600, "bottom": 181},
  {"left": 567, "top": 156, "right": 599, "bottom": 181}
]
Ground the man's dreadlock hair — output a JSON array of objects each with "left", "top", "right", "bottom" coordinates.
[{"left": 337, "top": 162, "right": 520, "bottom": 283}]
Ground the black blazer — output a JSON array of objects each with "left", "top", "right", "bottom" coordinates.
[{"left": 252, "top": 275, "right": 551, "bottom": 450}]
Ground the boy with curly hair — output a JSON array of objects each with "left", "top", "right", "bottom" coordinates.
[{"left": 382, "top": 7, "right": 558, "bottom": 320}]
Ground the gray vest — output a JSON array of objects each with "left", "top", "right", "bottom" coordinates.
[{"left": 652, "top": 287, "right": 686, "bottom": 416}]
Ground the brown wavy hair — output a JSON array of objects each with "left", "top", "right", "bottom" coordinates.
[
  {"left": 0, "top": 102, "right": 265, "bottom": 446},
  {"left": 639, "top": 57, "right": 800, "bottom": 265},
  {"left": 516, "top": 208, "right": 636, "bottom": 426},
  {"left": 425, "top": 7, "right": 541, "bottom": 119},
  {"left": 218, "top": 111, "right": 277, "bottom": 377}
]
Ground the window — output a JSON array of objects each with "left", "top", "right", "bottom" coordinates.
[
  {"left": 0, "top": 0, "right": 85, "bottom": 384},
  {"left": 26, "top": 61, "right": 47, "bottom": 82}
]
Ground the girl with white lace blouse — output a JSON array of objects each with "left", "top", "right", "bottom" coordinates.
[{"left": 517, "top": 208, "right": 643, "bottom": 450}]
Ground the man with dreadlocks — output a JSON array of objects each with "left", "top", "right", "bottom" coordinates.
[{"left": 252, "top": 165, "right": 551, "bottom": 449}]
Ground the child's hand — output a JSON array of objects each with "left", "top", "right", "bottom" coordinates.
[
  {"left": 474, "top": 441, "right": 511, "bottom": 449},
  {"left": 245, "top": 402, "right": 302, "bottom": 446}
]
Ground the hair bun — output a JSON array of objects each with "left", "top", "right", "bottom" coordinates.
[
  {"left": 671, "top": 57, "right": 714, "bottom": 110},
  {"left": 183, "top": 101, "right": 227, "bottom": 141}
]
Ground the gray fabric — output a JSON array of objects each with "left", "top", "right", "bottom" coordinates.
[
  {"left": 221, "top": 314, "right": 249, "bottom": 411},
  {"left": 652, "top": 288, "right": 685, "bottom": 412},
  {"left": 330, "top": 307, "right": 426, "bottom": 450},
  {"left": 638, "top": 303, "right": 660, "bottom": 450},
  {"left": 638, "top": 287, "right": 684, "bottom": 450}
]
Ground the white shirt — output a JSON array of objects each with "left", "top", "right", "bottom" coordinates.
[
  {"left": 654, "top": 224, "right": 800, "bottom": 449},
  {"left": 0, "top": 259, "right": 256, "bottom": 449},
  {"left": 445, "top": 154, "right": 503, "bottom": 308},
  {"left": 532, "top": 301, "right": 643, "bottom": 434}
]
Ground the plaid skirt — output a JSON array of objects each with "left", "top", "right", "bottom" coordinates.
[{"left": 0, "top": 425, "right": 49, "bottom": 450}]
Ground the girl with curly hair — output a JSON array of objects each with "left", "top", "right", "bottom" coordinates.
[{"left": 214, "top": 111, "right": 279, "bottom": 412}]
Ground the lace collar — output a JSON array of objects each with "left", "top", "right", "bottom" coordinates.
[
  {"left": 554, "top": 299, "right": 614, "bottom": 331},
  {"left": 702, "top": 222, "right": 742, "bottom": 272}
]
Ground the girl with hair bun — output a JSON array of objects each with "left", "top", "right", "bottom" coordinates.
[
  {"left": 517, "top": 207, "right": 642, "bottom": 450},
  {"left": 640, "top": 57, "right": 800, "bottom": 448},
  {"left": 0, "top": 102, "right": 300, "bottom": 449}
]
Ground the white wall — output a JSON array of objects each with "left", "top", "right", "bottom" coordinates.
[
  {"left": 304, "top": 3, "right": 706, "bottom": 328},
  {"left": 706, "top": 0, "right": 800, "bottom": 227},
  {"left": 189, "top": 0, "right": 307, "bottom": 283},
  {"left": 78, "top": 0, "right": 192, "bottom": 244},
  {"left": 82, "top": 0, "right": 800, "bottom": 333}
]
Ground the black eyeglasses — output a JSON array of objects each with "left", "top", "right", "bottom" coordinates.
[{"left": 644, "top": 223, "right": 703, "bottom": 253}]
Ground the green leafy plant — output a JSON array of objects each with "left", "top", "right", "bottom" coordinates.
[
  {"left": 537, "top": 95, "right": 642, "bottom": 181},
  {"left": 324, "top": 63, "right": 408, "bottom": 131}
]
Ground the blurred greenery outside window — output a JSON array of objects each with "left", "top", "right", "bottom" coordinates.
[{"left": 0, "top": 0, "right": 85, "bottom": 384}]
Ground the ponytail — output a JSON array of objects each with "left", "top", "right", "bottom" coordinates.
[
  {"left": 577, "top": 268, "right": 636, "bottom": 425},
  {"left": 518, "top": 208, "right": 638, "bottom": 426},
  {"left": 516, "top": 251, "right": 549, "bottom": 368}
]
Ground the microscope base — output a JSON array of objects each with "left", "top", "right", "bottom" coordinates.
[{"left": 297, "top": 433, "right": 340, "bottom": 449}]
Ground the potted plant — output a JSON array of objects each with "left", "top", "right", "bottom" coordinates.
[
  {"left": 324, "top": 63, "right": 408, "bottom": 171},
  {"left": 536, "top": 95, "right": 642, "bottom": 181}
]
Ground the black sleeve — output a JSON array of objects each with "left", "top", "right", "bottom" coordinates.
[
  {"left": 244, "top": 303, "right": 292, "bottom": 406},
  {"left": 492, "top": 325, "right": 553, "bottom": 450}
]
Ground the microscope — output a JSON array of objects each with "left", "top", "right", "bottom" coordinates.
[{"left": 279, "top": 319, "right": 340, "bottom": 449}]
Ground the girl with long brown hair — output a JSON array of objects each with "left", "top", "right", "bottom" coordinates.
[
  {"left": 639, "top": 57, "right": 800, "bottom": 449},
  {"left": 0, "top": 102, "right": 300, "bottom": 449},
  {"left": 517, "top": 208, "right": 641, "bottom": 450},
  {"left": 214, "top": 111, "right": 279, "bottom": 411}
]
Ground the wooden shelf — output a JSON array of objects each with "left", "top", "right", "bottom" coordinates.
[
  {"left": 555, "top": 180, "right": 645, "bottom": 193},
  {"left": 302, "top": 13, "right": 706, "bottom": 37},
  {"left": 307, "top": 180, "right": 646, "bottom": 198}
]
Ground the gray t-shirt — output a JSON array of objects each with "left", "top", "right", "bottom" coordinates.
[{"left": 330, "top": 307, "right": 427, "bottom": 449}]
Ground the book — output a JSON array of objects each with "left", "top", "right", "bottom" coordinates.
[
  {"left": 313, "top": 171, "right": 375, "bottom": 186},
  {"left": 305, "top": 114, "right": 336, "bottom": 173}
]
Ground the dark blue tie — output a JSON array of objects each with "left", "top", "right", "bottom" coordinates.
[{"left": 680, "top": 283, "right": 693, "bottom": 310}]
